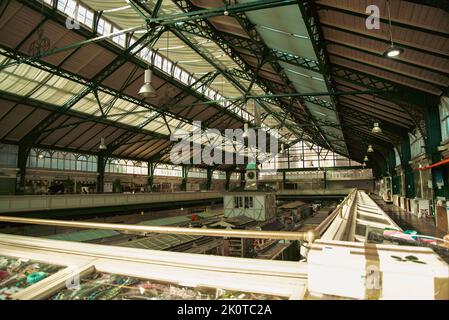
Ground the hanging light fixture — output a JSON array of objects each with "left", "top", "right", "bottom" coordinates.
[
  {"left": 364, "top": 155, "right": 369, "bottom": 162},
  {"left": 99, "top": 137, "right": 107, "bottom": 150},
  {"left": 362, "top": 162, "right": 366, "bottom": 168},
  {"left": 383, "top": 0, "right": 404, "bottom": 58},
  {"left": 367, "top": 145, "right": 374, "bottom": 153},
  {"left": 38, "top": 153, "right": 44, "bottom": 159},
  {"left": 138, "top": 28, "right": 157, "bottom": 98},
  {"left": 138, "top": 69, "right": 157, "bottom": 98},
  {"left": 372, "top": 122, "right": 382, "bottom": 134}
]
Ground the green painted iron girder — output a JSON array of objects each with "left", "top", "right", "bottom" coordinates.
[{"left": 171, "top": 0, "right": 332, "bottom": 151}]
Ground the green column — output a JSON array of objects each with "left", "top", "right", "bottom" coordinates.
[
  {"left": 282, "top": 171, "right": 286, "bottom": 189},
  {"left": 181, "top": 165, "right": 188, "bottom": 191},
  {"left": 147, "top": 162, "right": 154, "bottom": 192},
  {"left": 225, "top": 170, "right": 231, "bottom": 191},
  {"left": 388, "top": 149, "right": 399, "bottom": 195},
  {"left": 426, "top": 105, "right": 449, "bottom": 199},
  {"left": 97, "top": 152, "right": 107, "bottom": 193},
  {"left": 206, "top": 168, "right": 213, "bottom": 190},
  {"left": 401, "top": 138, "right": 415, "bottom": 198},
  {"left": 323, "top": 169, "right": 327, "bottom": 189},
  {"left": 16, "top": 145, "right": 31, "bottom": 194}
]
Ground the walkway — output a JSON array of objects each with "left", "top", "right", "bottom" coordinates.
[{"left": 370, "top": 195, "right": 446, "bottom": 239}]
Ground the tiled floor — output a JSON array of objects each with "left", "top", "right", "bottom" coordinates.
[{"left": 370, "top": 195, "right": 447, "bottom": 239}]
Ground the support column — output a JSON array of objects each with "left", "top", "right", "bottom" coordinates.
[
  {"left": 147, "top": 162, "right": 155, "bottom": 192},
  {"left": 15, "top": 145, "right": 31, "bottom": 195},
  {"left": 240, "top": 170, "right": 245, "bottom": 187},
  {"left": 282, "top": 171, "right": 286, "bottom": 189},
  {"left": 225, "top": 170, "right": 232, "bottom": 191},
  {"left": 401, "top": 138, "right": 415, "bottom": 199},
  {"left": 323, "top": 169, "right": 327, "bottom": 189},
  {"left": 181, "top": 165, "right": 188, "bottom": 191},
  {"left": 97, "top": 152, "right": 107, "bottom": 194},
  {"left": 389, "top": 149, "right": 400, "bottom": 195},
  {"left": 206, "top": 167, "right": 213, "bottom": 190},
  {"left": 426, "top": 106, "right": 448, "bottom": 199}
]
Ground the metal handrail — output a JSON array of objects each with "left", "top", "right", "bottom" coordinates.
[
  {"left": 314, "top": 189, "right": 357, "bottom": 236},
  {"left": 0, "top": 216, "right": 318, "bottom": 242}
]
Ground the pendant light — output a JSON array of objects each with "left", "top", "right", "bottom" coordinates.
[
  {"left": 138, "top": 69, "right": 156, "bottom": 98},
  {"left": 364, "top": 155, "right": 369, "bottom": 162},
  {"left": 372, "top": 122, "right": 382, "bottom": 134},
  {"left": 383, "top": 0, "right": 404, "bottom": 58},
  {"left": 138, "top": 28, "right": 157, "bottom": 98},
  {"left": 367, "top": 145, "right": 374, "bottom": 153}
]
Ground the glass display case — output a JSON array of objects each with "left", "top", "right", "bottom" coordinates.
[
  {"left": 0, "top": 233, "right": 306, "bottom": 300},
  {"left": 51, "top": 272, "right": 285, "bottom": 300},
  {"left": 0, "top": 255, "right": 63, "bottom": 300}
]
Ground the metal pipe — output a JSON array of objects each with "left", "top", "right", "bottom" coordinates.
[{"left": 0, "top": 216, "right": 317, "bottom": 242}]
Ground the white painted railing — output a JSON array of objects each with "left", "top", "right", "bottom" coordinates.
[{"left": 0, "top": 191, "right": 222, "bottom": 213}]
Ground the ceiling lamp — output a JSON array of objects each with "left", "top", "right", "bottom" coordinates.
[
  {"left": 372, "top": 122, "right": 382, "bottom": 134},
  {"left": 364, "top": 155, "right": 369, "bottom": 162},
  {"left": 383, "top": 45, "right": 404, "bottom": 58},
  {"left": 138, "top": 69, "right": 157, "bottom": 98},
  {"left": 383, "top": 0, "right": 404, "bottom": 58},
  {"left": 38, "top": 153, "right": 44, "bottom": 159},
  {"left": 367, "top": 145, "right": 374, "bottom": 153},
  {"left": 362, "top": 162, "right": 366, "bottom": 168},
  {"left": 99, "top": 137, "right": 107, "bottom": 150}
]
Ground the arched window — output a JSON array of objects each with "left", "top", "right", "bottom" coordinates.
[
  {"left": 76, "top": 155, "right": 88, "bottom": 171},
  {"left": 54, "top": 152, "right": 65, "bottom": 170},
  {"left": 66, "top": 153, "right": 76, "bottom": 171},
  {"left": 87, "top": 156, "right": 97, "bottom": 172},
  {"left": 119, "top": 160, "right": 127, "bottom": 174},
  {"left": 0, "top": 144, "right": 18, "bottom": 167}
]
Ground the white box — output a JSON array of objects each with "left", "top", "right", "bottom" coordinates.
[{"left": 308, "top": 240, "right": 449, "bottom": 300}]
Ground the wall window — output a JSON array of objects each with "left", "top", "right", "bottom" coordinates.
[
  {"left": 233, "top": 196, "right": 244, "bottom": 208},
  {"left": 112, "top": 26, "right": 126, "bottom": 47},
  {"left": 27, "top": 148, "right": 97, "bottom": 172},
  {"left": 0, "top": 144, "right": 18, "bottom": 167},
  {"left": 409, "top": 130, "right": 425, "bottom": 159},
  {"left": 439, "top": 96, "right": 449, "bottom": 142},
  {"left": 105, "top": 159, "right": 147, "bottom": 175},
  {"left": 154, "top": 164, "right": 182, "bottom": 177},
  {"left": 244, "top": 196, "right": 254, "bottom": 208},
  {"left": 260, "top": 140, "right": 362, "bottom": 171}
]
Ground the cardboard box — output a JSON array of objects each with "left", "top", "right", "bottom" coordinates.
[{"left": 308, "top": 240, "right": 449, "bottom": 300}]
